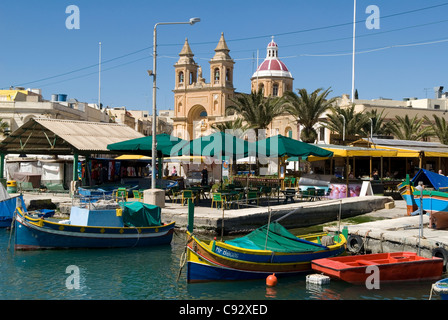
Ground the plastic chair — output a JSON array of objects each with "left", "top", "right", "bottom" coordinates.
[
  {"left": 132, "top": 190, "right": 142, "bottom": 201},
  {"left": 211, "top": 193, "right": 226, "bottom": 209},
  {"left": 300, "top": 189, "right": 309, "bottom": 201},
  {"left": 181, "top": 190, "right": 196, "bottom": 206},
  {"left": 290, "top": 177, "right": 296, "bottom": 188},
  {"left": 116, "top": 188, "right": 128, "bottom": 202},
  {"left": 247, "top": 191, "right": 259, "bottom": 206},
  {"left": 316, "top": 189, "right": 326, "bottom": 200},
  {"left": 260, "top": 186, "right": 272, "bottom": 198},
  {"left": 169, "top": 186, "right": 181, "bottom": 203},
  {"left": 307, "top": 187, "right": 316, "bottom": 201},
  {"left": 230, "top": 192, "right": 244, "bottom": 209}
]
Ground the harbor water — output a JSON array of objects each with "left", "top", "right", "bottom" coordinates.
[{"left": 0, "top": 228, "right": 443, "bottom": 300}]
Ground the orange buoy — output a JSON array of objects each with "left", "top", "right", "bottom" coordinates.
[{"left": 266, "top": 273, "right": 277, "bottom": 287}]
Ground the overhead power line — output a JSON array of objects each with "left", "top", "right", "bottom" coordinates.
[{"left": 7, "top": 2, "right": 448, "bottom": 89}]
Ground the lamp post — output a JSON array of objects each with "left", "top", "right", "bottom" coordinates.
[
  {"left": 150, "top": 17, "right": 200, "bottom": 189},
  {"left": 339, "top": 114, "right": 346, "bottom": 143}
]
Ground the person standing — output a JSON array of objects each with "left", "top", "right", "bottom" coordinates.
[
  {"left": 201, "top": 167, "right": 208, "bottom": 186},
  {"left": 164, "top": 165, "right": 169, "bottom": 177}
]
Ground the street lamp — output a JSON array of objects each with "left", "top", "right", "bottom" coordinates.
[
  {"left": 150, "top": 17, "right": 201, "bottom": 189},
  {"left": 339, "top": 114, "right": 346, "bottom": 142}
]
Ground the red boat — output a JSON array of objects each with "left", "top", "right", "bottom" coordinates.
[{"left": 311, "top": 252, "right": 443, "bottom": 284}]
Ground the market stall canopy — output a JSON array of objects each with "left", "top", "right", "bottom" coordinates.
[
  {"left": 0, "top": 118, "right": 144, "bottom": 155},
  {"left": 256, "top": 135, "right": 334, "bottom": 158},
  {"left": 353, "top": 138, "right": 448, "bottom": 158},
  {"left": 174, "top": 132, "right": 250, "bottom": 160},
  {"left": 107, "top": 133, "right": 185, "bottom": 157}
]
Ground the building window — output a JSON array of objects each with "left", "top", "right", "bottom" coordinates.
[
  {"left": 319, "top": 127, "right": 325, "bottom": 141},
  {"left": 273, "top": 83, "right": 279, "bottom": 96},
  {"left": 434, "top": 104, "right": 441, "bottom": 110},
  {"left": 178, "top": 72, "right": 184, "bottom": 83},
  {"left": 200, "top": 110, "right": 207, "bottom": 117}
]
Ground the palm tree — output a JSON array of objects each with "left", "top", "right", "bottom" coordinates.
[
  {"left": 0, "top": 119, "right": 9, "bottom": 137},
  {"left": 211, "top": 118, "right": 250, "bottom": 139},
  {"left": 227, "top": 90, "right": 285, "bottom": 138},
  {"left": 386, "top": 114, "right": 434, "bottom": 141},
  {"left": 324, "top": 104, "right": 367, "bottom": 143},
  {"left": 424, "top": 114, "right": 448, "bottom": 144},
  {"left": 361, "top": 109, "right": 390, "bottom": 138},
  {"left": 283, "top": 87, "right": 337, "bottom": 143}
]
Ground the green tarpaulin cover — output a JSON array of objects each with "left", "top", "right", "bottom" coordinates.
[
  {"left": 122, "top": 202, "right": 162, "bottom": 227},
  {"left": 225, "top": 221, "right": 328, "bottom": 252}
]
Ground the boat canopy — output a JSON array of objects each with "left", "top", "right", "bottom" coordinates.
[
  {"left": 225, "top": 221, "right": 328, "bottom": 252},
  {"left": 412, "top": 168, "right": 448, "bottom": 191},
  {"left": 122, "top": 202, "right": 162, "bottom": 227}
]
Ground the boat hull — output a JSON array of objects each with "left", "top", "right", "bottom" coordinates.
[
  {"left": 311, "top": 252, "right": 443, "bottom": 284},
  {"left": 0, "top": 195, "right": 25, "bottom": 228},
  {"left": 186, "top": 232, "right": 346, "bottom": 283},
  {"left": 433, "top": 278, "right": 448, "bottom": 300},
  {"left": 398, "top": 169, "right": 448, "bottom": 219},
  {"left": 14, "top": 209, "right": 175, "bottom": 250}
]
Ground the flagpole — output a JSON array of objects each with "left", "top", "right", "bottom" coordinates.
[
  {"left": 351, "top": 0, "right": 356, "bottom": 103},
  {"left": 98, "top": 41, "right": 102, "bottom": 109}
]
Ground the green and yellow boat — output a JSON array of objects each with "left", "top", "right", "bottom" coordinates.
[{"left": 186, "top": 222, "right": 346, "bottom": 283}]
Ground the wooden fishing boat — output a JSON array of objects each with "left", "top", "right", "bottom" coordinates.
[
  {"left": 398, "top": 168, "right": 448, "bottom": 216},
  {"left": 311, "top": 252, "right": 443, "bottom": 284},
  {"left": 14, "top": 200, "right": 175, "bottom": 250},
  {"left": 186, "top": 222, "right": 347, "bottom": 283}
]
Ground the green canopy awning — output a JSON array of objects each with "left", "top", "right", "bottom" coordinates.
[
  {"left": 175, "top": 132, "right": 251, "bottom": 160},
  {"left": 107, "top": 133, "right": 185, "bottom": 157},
  {"left": 256, "top": 135, "right": 334, "bottom": 158}
]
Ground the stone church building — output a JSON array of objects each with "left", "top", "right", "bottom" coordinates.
[{"left": 171, "top": 33, "right": 298, "bottom": 141}]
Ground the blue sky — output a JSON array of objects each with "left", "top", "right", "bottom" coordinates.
[{"left": 1, "top": 1, "right": 447, "bottom": 112}]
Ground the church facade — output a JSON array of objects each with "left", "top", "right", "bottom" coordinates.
[{"left": 171, "top": 33, "right": 299, "bottom": 141}]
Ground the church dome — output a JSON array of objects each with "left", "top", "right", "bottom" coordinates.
[{"left": 251, "top": 37, "right": 292, "bottom": 79}]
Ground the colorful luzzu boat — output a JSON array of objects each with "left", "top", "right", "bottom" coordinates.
[
  {"left": 14, "top": 201, "right": 175, "bottom": 250},
  {"left": 398, "top": 169, "right": 448, "bottom": 229},
  {"left": 186, "top": 222, "right": 346, "bottom": 283}
]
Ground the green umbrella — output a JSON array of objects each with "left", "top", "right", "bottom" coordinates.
[
  {"left": 256, "top": 134, "right": 334, "bottom": 158},
  {"left": 107, "top": 133, "right": 185, "bottom": 157},
  {"left": 176, "top": 132, "right": 251, "bottom": 160}
]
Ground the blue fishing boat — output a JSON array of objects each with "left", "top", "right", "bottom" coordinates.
[
  {"left": 398, "top": 168, "right": 448, "bottom": 214},
  {"left": 14, "top": 200, "right": 175, "bottom": 250},
  {"left": 432, "top": 278, "right": 448, "bottom": 300}
]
